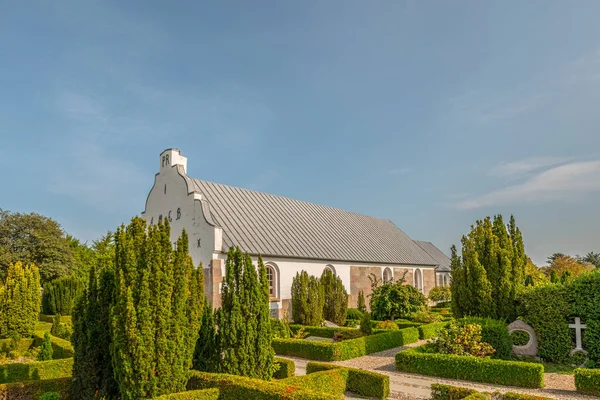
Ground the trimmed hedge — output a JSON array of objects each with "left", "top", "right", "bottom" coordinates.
[
  {"left": 273, "top": 357, "right": 295, "bottom": 379},
  {"left": 0, "top": 358, "right": 73, "bottom": 383},
  {"left": 575, "top": 368, "right": 600, "bottom": 396},
  {"left": 462, "top": 394, "right": 489, "bottom": 400},
  {"left": 395, "top": 346, "right": 544, "bottom": 388},
  {"left": 394, "top": 320, "right": 423, "bottom": 329},
  {"left": 306, "top": 362, "right": 389, "bottom": 400},
  {"left": 35, "top": 322, "right": 54, "bottom": 332},
  {"left": 186, "top": 370, "right": 341, "bottom": 400},
  {"left": 33, "top": 331, "right": 73, "bottom": 359},
  {"left": 154, "top": 388, "right": 220, "bottom": 399},
  {"left": 289, "top": 325, "right": 355, "bottom": 339},
  {"left": 0, "top": 377, "right": 71, "bottom": 400},
  {"left": 419, "top": 322, "right": 449, "bottom": 340},
  {"left": 39, "top": 315, "right": 72, "bottom": 324},
  {"left": 274, "top": 327, "right": 419, "bottom": 361},
  {"left": 282, "top": 370, "right": 347, "bottom": 396},
  {"left": 431, "top": 385, "right": 554, "bottom": 400},
  {"left": 0, "top": 338, "right": 35, "bottom": 355}
]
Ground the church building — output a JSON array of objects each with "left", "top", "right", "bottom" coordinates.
[{"left": 142, "top": 149, "right": 451, "bottom": 318}]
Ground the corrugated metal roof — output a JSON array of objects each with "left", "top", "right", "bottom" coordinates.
[
  {"left": 191, "top": 178, "right": 439, "bottom": 266},
  {"left": 414, "top": 240, "right": 451, "bottom": 272}
]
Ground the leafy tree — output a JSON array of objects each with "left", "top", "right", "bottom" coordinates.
[
  {"left": 546, "top": 254, "right": 595, "bottom": 278},
  {"left": 579, "top": 252, "right": 600, "bottom": 269},
  {"left": 0, "top": 262, "right": 41, "bottom": 338},
  {"left": 524, "top": 257, "right": 548, "bottom": 286},
  {"left": 369, "top": 273, "right": 427, "bottom": 321},
  {"left": 215, "top": 249, "right": 274, "bottom": 379},
  {"left": 357, "top": 290, "right": 367, "bottom": 313},
  {"left": 291, "top": 271, "right": 324, "bottom": 326},
  {"left": 0, "top": 209, "right": 75, "bottom": 283},
  {"left": 66, "top": 235, "right": 97, "bottom": 282},
  {"left": 321, "top": 269, "right": 348, "bottom": 325},
  {"left": 428, "top": 285, "right": 451, "bottom": 303},
  {"left": 38, "top": 332, "right": 53, "bottom": 361},
  {"left": 550, "top": 270, "right": 560, "bottom": 284},
  {"left": 547, "top": 253, "right": 567, "bottom": 265}
]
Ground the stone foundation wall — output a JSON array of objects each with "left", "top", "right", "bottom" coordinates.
[
  {"left": 349, "top": 266, "right": 382, "bottom": 310},
  {"left": 423, "top": 268, "right": 436, "bottom": 296},
  {"left": 205, "top": 259, "right": 222, "bottom": 309},
  {"left": 394, "top": 268, "right": 413, "bottom": 285}
]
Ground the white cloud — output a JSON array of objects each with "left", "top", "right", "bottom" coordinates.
[
  {"left": 489, "top": 156, "right": 570, "bottom": 179},
  {"left": 455, "top": 161, "right": 600, "bottom": 210}
]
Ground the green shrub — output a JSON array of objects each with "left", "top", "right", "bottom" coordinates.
[
  {"left": 411, "top": 311, "right": 443, "bottom": 323},
  {"left": 321, "top": 269, "right": 348, "bottom": 326},
  {"left": 462, "top": 317, "right": 512, "bottom": 360},
  {"left": 333, "top": 330, "right": 364, "bottom": 342},
  {"left": 432, "top": 322, "right": 495, "bottom": 358},
  {"left": 370, "top": 279, "right": 427, "bottom": 321},
  {"left": 274, "top": 328, "right": 419, "bottom": 361},
  {"left": 291, "top": 271, "right": 324, "bottom": 326},
  {"left": 38, "top": 332, "right": 53, "bottom": 361},
  {"left": 503, "top": 393, "right": 553, "bottom": 400},
  {"left": 357, "top": 290, "right": 367, "bottom": 313},
  {"left": 396, "top": 346, "right": 544, "bottom": 388},
  {"left": 39, "top": 392, "right": 62, "bottom": 400},
  {"left": 419, "top": 322, "right": 449, "bottom": 340},
  {"left": 153, "top": 388, "right": 220, "bottom": 399},
  {"left": 33, "top": 331, "right": 73, "bottom": 359},
  {"left": 395, "top": 320, "right": 422, "bottom": 329},
  {"left": 430, "top": 384, "right": 478, "bottom": 400},
  {"left": 584, "top": 319, "right": 600, "bottom": 363},
  {"left": 360, "top": 312, "right": 372, "bottom": 335},
  {"left": 42, "top": 276, "right": 84, "bottom": 316},
  {"left": 270, "top": 318, "right": 291, "bottom": 339},
  {"left": 306, "top": 362, "right": 390, "bottom": 399},
  {"left": 39, "top": 315, "right": 71, "bottom": 324},
  {"left": 510, "top": 330, "right": 529, "bottom": 346},
  {"left": 462, "top": 394, "right": 489, "bottom": 400},
  {"left": 344, "top": 319, "right": 359, "bottom": 328},
  {"left": 0, "top": 357, "right": 73, "bottom": 383},
  {"left": 374, "top": 320, "right": 399, "bottom": 330},
  {"left": 0, "top": 338, "right": 34, "bottom": 355},
  {"left": 0, "top": 377, "right": 70, "bottom": 400},
  {"left": 575, "top": 368, "right": 600, "bottom": 396},
  {"left": 428, "top": 286, "right": 452, "bottom": 303},
  {"left": 273, "top": 357, "right": 295, "bottom": 379},
  {"left": 346, "top": 308, "right": 363, "bottom": 321},
  {"left": 50, "top": 315, "right": 72, "bottom": 341},
  {"left": 186, "top": 370, "right": 341, "bottom": 400},
  {"left": 282, "top": 369, "right": 347, "bottom": 396}
]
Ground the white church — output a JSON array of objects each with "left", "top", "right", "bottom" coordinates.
[{"left": 142, "top": 149, "right": 451, "bottom": 317}]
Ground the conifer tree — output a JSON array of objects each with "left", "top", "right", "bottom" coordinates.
[
  {"left": 357, "top": 290, "right": 367, "bottom": 314},
  {"left": 291, "top": 271, "right": 324, "bottom": 326},
  {"left": 193, "top": 298, "right": 218, "bottom": 372},
  {"left": 0, "top": 262, "right": 40, "bottom": 338},
  {"left": 462, "top": 235, "right": 493, "bottom": 317},
  {"left": 449, "top": 245, "right": 466, "bottom": 318},
  {"left": 38, "top": 332, "right": 53, "bottom": 361},
  {"left": 321, "top": 269, "right": 348, "bottom": 325}
]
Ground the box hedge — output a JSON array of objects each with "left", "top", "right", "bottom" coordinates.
[
  {"left": 0, "top": 358, "right": 73, "bottom": 384},
  {"left": 273, "top": 327, "right": 419, "bottom": 361},
  {"left": 0, "top": 377, "right": 71, "bottom": 400},
  {"left": 153, "top": 388, "right": 221, "bottom": 399},
  {"left": 33, "top": 331, "right": 73, "bottom": 359},
  {"left": 306, "top": 362, "right": 389, "bottom": 399},
  {"left": 0, "top": 338, "right": 35, "bottom": 355},
  {"left": 431, "top": 385, "right": 553, "bottom": 400},
  {"left": 273, "top": 357, "right": 295, "bottom": 379},
  {"left": 39, "top": 315, "right": 72, "bottom": 325},
  {"left": 282, "top": 370, "right": 347, "bottom": 396},
  {"left": 575, "top": 368, "right": 600, "bottom": 396},
  {"left": 186, "top": 371, "right": 340, "bottom": 400},
  {"left": 395, "top": 346, "right": 544, "bottom": 388},
  {"left": 418, "top": 322, "right": 449, "bottom": 340}
]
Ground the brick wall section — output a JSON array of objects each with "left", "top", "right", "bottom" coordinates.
[
  {"left": 394, "top": 268, "right": 413, "bottom": 285},
  {"left": 207, "top": 259, "right": 222, "bottom": 309},
  {"left": 349, "top": 266, "right": 382, "bottom": 310}
]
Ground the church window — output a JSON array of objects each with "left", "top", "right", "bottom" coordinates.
[
  {"left": 176, "top": 208, "right": 181, "bottom": 220},
  {"left": 159, "top": 214, "right": 163, "bottom": 222},
  {"left": 383, "top": 267, "right": 393, "bottom": 283},
  {"left": 164, "top": 184, "right": 167, "bottom": 194},
  {"left": 265, "top": 263, "right": 279, "bottom": 299},
  {"left": 324, "top": 264, "right": 336, "bottom": 275},
  {"left": 414, "top": 268, "right": 423, "bottom": 293}
]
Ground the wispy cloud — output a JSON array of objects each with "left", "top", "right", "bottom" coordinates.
[
  {"left": 455, "top": 160, "right": 600, "bottom": 210},
  {"left": 489, "top": 156, "right": 570, "bottom": 179}
]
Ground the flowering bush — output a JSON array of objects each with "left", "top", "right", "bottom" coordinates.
[{"left": 431, "top": 321, "right": 495, "bottom": 358}]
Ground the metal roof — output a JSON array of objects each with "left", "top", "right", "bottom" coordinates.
[
  {"left": 191, "top": 178, "right": 439, "bottom": 266},
  {"left": 414, "top": 240, "right": 451, "bottom": 272}
]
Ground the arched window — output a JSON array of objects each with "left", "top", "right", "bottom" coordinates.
[
  {"left": 265, "top": 263, "right": 279, "bottom": 299},
  {"left": 324, "top": 264, "right": 336, "bottom": 275},
  {"left": 383, "top": 267, "right": 393, "bottom": 284},
  {"left": 414, "top": 268, "right": 423, "bottom": 292},
  {"left": 443, "top": 274, "right": 449, "bottom": 287}
]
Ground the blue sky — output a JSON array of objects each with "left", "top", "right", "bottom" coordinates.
[{"left": 1, "top": 1, "right": 599, "bottom": 265}]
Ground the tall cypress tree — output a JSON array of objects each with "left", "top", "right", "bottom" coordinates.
[
  {"left": 255, "top": 255, "right": 275, "bottom": 379},
  {"left": 321, "top": 269, "right": 348, "bottom": 325},
  {"left": 449, "top": 245, "right": 465, "bottom": 318},
  {"left": 0, "top": 262, "right": 40, "bottom": 339},
  {"left": 291, "top": 271, "right": 324, "bottom": 326},
  {"left": 193, "top": 298, "right": 218, "bottom": 372},
  {"left": 462, "top": 235, "right": 493, "bottom": 317}
]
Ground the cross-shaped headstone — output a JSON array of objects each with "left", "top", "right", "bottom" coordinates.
[{"left": 569, "top": 317, "right": 587, "bottom": 351}]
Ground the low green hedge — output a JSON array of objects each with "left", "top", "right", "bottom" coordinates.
[
  {"left": 289, "top": 325, "right": 357, "bottom": 338},
  {"left": 306, "top": 362, "right": 389, "bottom": 399},
  {"left": 153, "top": 388, "right": 220, "bottom": 399},
  {"left": 462, "top": 394, "right": 489, "bottom": 400},
  {"left": 0, "top": 358, "right": 73, "bottom": 383},
  {"left": 273, "top": 357, "right": 295, "bottom": 379},
  {"left": 39, "top": 315, "right": 72, "bottom": 324},
  {"left": 575, "top": 368, "right": 600, "bottom": 396},
  {"left": 33, "top": 331, "right": 74, "bottom": 359},
  {"left": 35, "top": 322, "right": 54, "bottom": 332},
  {"left": 395, "top": 346, "right": 544, "bottom": 388},
  {"left": 431, "top": 384, "right": 553, "bottom": 400},
  {"left": 282, "top": 370, "right": 347, "bottom": 396},
  {"left": 0, "top": 338, "right": 35, "bottom": 355},
  {"left": 394, "top": 320, "right": 423, "bottom": 329},
  {"left": 0, "top": 377, "right": 71, "bottom": 400},
  {"left": 186, "top": 370, "right": 340, "bottom": 400},
  {"left": 273, "top": 327, "right": 419, "bottom": 361},
  {"left": 418, "top": 322, "right": 449, "bottom": 340}
]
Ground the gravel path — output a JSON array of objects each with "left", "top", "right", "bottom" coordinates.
[{"left": 280, "top": 341, "right": 597, "bottom": 400}]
